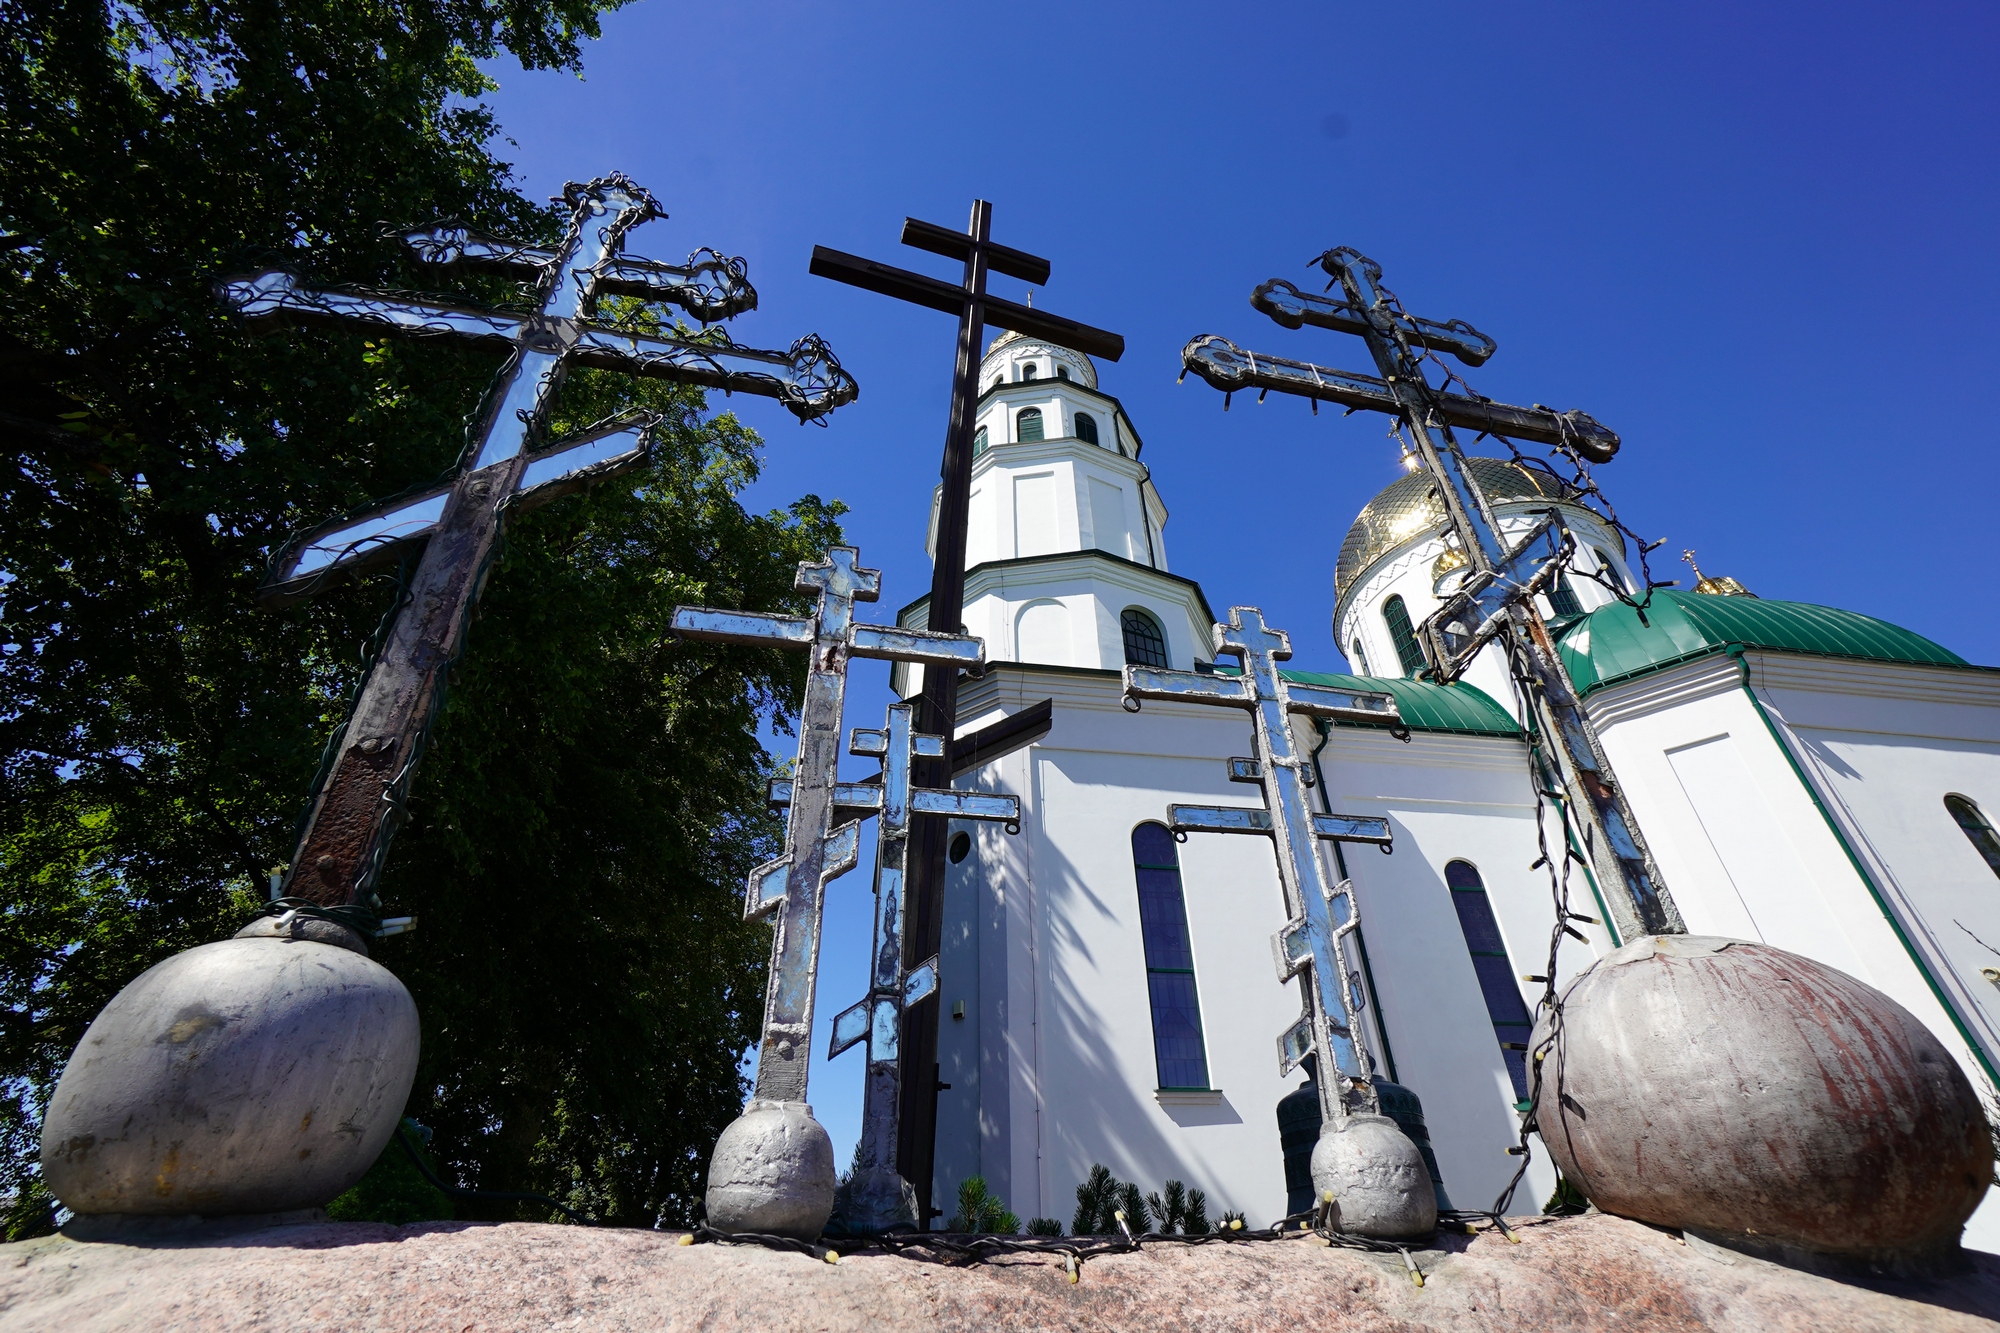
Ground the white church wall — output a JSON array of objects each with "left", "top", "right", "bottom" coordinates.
[
  {"left": 1744, "top": 655, "right": 2000, "bottom": 1077},
  {"left": 897, "top": 555, "right": 1213, "bottom": 697},
  {"left": 1316, "top": 724, "right": 1582, "bottom": 1215},
  {"left": 932, "top": 665, "right": 1613, "bottom": 1226}
]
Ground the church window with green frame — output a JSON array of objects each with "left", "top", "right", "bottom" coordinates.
[
  {"left": 1132, "top": 822, "right": 1210, "bottom": 1090},
  {"left": 1016, "top": 407, "right": 1044, "bottom": 443},
  {"left": 1547, "top": 573, "right": 1584, "bottom": 619},
  {"left": 1382, "top": 594, "right": 1426, "bottom": 676},
  {"left": 1074, "top": 412, "right": 1099, "bottom": 445},
  {"left": 1446, "top": 859, "right": 1533, "bottom": 1101},
  {"left": 972, "top": 425, "right": 988, "bottom": 456}
]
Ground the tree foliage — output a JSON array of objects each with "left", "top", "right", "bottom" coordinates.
[
  {"left": 0, "top": 0, "right": 839, "bottom": 1235},
  {"left": 946, "top": 1176, "right": 1019, "bottom": 1235}
]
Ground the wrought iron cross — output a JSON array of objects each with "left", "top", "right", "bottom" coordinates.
[
  {"left": 218, "top": 172, "right": 857, "bottom": 913},
  {"left": 1181, "top": 248, "right": 1685, "bottom": 942},
  {"left": 1124, "top": 608, "right": 1400, "bottom": 1125},
  {"left": 772, "top": 702, "right": 1019, "bottom": 1226},
  {"left": 809, "top": 203, "right": 1122, "bottom": 1219},
  {"left": 670, "top": 547, "right": 991, "bottom": 1106}
]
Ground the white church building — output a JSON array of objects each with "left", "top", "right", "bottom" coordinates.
[{"left": 894, "top": 331, "right": 2000, "bottom": 1243}]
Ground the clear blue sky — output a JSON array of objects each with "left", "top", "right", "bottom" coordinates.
[{"left": 478, "top": 1, "right": 2000, "bottom": 1175}]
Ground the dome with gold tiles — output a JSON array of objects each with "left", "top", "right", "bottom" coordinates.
[{"left": 1333, "top": 459, "right": 1576, "bottom": 603}]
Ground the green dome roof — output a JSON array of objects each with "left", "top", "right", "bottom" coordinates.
[
  {"left": 1556, "top": 590, "right": 1967, "bottom": 695},
  {"left": 1280, "top": 669, "right": 1520, "bottom": 737}
]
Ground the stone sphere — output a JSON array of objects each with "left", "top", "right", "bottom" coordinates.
[
  {"left": 41, "top": 932, "right": 420, "bottom": 1216},
  {"left": 705, "top": 1100, "right": 836, "bottom": 1239},
  {"left": 1533, "top": 935, "right": 1991, "bottom": 1263},
  {"left": 1309, "top": 1112, "right": 1438, "bottom": 1238}
]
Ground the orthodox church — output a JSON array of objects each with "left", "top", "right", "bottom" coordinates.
[{"left": 894, "top": 331, "right": 2000, "bottom": 1246}]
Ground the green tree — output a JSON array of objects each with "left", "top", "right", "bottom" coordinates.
[
  {"left": 0, "top": 0, "right": 836, "bottom": 1236},
  {"left": 946, "top": 1176, "right": 1019, "bottom": 1235}
]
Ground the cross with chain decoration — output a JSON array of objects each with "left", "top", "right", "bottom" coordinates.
[
  {"left": 216, "top": 173, "right": 858, "bottom": 916},
  {"left": 670, "top": 546, "right": 1003, "bottom": 1109},
  {"left": 809, "top": 203, "right": 1122, "bottom": 1220},
  {"left": 768, "top": 701, "right": 1020, "bottom": 1227},
  {"left": 1180, "top": 248, "right": 1685, "bottom": 943},
  {"left": 1124, "top": 607, "right": 1400, "bottom": 1125}
]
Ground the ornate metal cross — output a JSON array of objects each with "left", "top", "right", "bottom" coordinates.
[
  {"left": 809, "top": 203, "right": 1122, "bottom": 1220},
  {"left": 218, "top": 172, "right": 857, "bottom": 914},
  {"left": 1124, "top": 607, "right": 1400, "bottom": 1125},
  {"left": 1181, "top": 248, "right": 1684, "bottom": 942},
  {"left": 670, "top": 547, "right": 992, "bottom": 1109},
  {"left": 772, "top": 701, "right": 1019, "bottom": 1228}
]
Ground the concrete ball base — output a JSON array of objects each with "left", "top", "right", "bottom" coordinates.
[
  {"left": 1533, "top": 935, "right": 1992, "bottom": 1267},
  {"left": 1310, "top": 1112, "right": 1439, "bottom": 1238},
  {"left": 705, "top": 1100, "right": 836, "bottom": 1239},
  {"left": 40, "top": 927, "right": 420, "bottom": 1217}
]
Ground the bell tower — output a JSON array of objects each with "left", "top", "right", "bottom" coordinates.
[{"left": 895, "top": 332, "right": 1215, "bottom": 693}]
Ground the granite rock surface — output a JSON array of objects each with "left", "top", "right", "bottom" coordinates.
[{"left": 4, "top": 1212, "right": 1995, "bottom": 1332}]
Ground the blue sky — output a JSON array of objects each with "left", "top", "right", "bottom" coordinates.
[{"left": 478, "top": 1, "right": 2000, "bottom": 1175}]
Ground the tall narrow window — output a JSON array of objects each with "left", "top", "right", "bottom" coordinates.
[
  {"left": 1947, "top": 795, "right": 2000, "bottom": 878},
  {"left": 1350, "top": 637, "right": 1372, "bottom": 677},
  {"left": 1133, "top": 823, "right": 1210, "bottom": 1090},
  {"left": 1074, "top": 412, "right": 1099, "bottom": 445},
  {"left": 1056, "top": 365, "right": 1070, "bottom": 380},
  {"left": 1021, "top": 363, "right": 1039, "bottom": 382},
  {"left": 1016, "top": 407, "right": 1044, "bottom": 443},
  {"left": 1382, "top": 595, "right": 1426, "bottom": 676},
  {"left": 972, "top": 425, "right": 988, "bottom": 456},
  {"left": 1446, "top": 860, "right": 1533, "bottom": 1101},
  {"left": 1547, "top": 574, "right": 1584, "bottom": 619}
]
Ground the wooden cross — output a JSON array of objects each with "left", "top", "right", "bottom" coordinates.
[
  {"left": 670, "top": 547, "right": 995, "bottom": 1107},
  {"left": 1124, "top": 607, "right": 1400, "bottom": 1125},
  {"left": 218, "top": 172, "right": 858, "bottom": 915},
  {"left": 809, "top": 203, "right": 1122, "bottom": 1219},
  {"left": 1180, "top": 246, "right": 1684, "bottom": 941}
]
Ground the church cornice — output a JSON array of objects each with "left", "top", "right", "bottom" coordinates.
[{"left": 897, "top": 548, "right": 1216, "bottom": 628}]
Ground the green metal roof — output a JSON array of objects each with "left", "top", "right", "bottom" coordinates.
[
  {"left": 1279, "top": 668, "right": 1521, "bottom": 738},
  {"left": 1556, "top": 590, "right": 1968, "bottom": 695}
]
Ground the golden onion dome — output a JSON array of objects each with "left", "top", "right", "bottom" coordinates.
[
  {"left": 1334, "top": 458, "right": 1574, "bottom": 604},
  {"left": 982, "top": 328, "right": 1097, "bottom": 387}
]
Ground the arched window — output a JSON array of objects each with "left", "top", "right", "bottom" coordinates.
[
  {"left": 1445, "top": 860, "right": 1534, "bottom": 1102},
  {"left": 1016, "top": 407, "right": 1044, "bottom": 443},
  {"left": 1947, "top": 795, "right": 2000, "bottom": 878},
  {"left": 1350, "top": 637, "right": 1372, "bottom": 677},
  {"left": 1056, "top": 365, "right": 1070, "bottom": 380},
  {"left": 1382, "top": 595, "right": 1426, "bottom": 676},
  {"left": 1132, "top": 823, "right": 1210, "bottom": 1090},
  {"left": 1074, "top": 413, "right": 1099, "bottom": 445},
  {"left": 1546, "top": 573, "right": 1584, "bottom": 619},
  {"left": 1121, "top": 607, "right": 1169, "bottom": 668},
  {"left": 1020, "top": 363, "right": 1039, "bottom": 382},
  {"left": 972, "top": 425, "right": 988, "bottom": 456}
]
